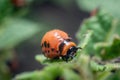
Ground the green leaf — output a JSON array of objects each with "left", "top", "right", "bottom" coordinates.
[
  {"left": 14, "top": 62, "right": 82, "bottom": 80},
  {"left": 95, "top": 35, "right": 120, "bottom": 60},
  {"left": 76, "top": 9, "right": 115, "bottom": 55},
  {"left": 0, "top": 0, "right": 13, "bottom": 20},
  {"left": 63, "top": 69, "right": 81, "bottom": 80},
  {"left": 76, "top": 0, "right": 120, "bottom": 18},
  {"left": 14, "top": 65, "right": 63, "bottom": 80},
  {"left": 0, "top": 18, "right": 40, "bottom": 49},
  {"left": 107, "top": 71, "right": 120, "bottom": 80}
]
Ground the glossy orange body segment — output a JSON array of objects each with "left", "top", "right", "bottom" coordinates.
[
  {"left": 41, "top": 29, "right": 69, "bottom": 58},
  {"left": 41, "top": 29, "right": 77, "bottom": 59}
]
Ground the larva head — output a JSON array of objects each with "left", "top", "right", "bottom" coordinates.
[{"left": 62, "top": 46, "right": 81, "bottom": 61}]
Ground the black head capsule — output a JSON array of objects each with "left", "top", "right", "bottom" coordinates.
[{"left": 62, "top": 46, "right": 81, "bottom": 62}]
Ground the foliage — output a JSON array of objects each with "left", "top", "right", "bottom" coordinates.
[
  {"left": 14, "top": 9, "right": 120, "bottom": 80},
  {"left": 0, "top": 0, "right": 41, "bottom": 80},
  {"left": 0, "top": 0, "right": 32, "bottom": 21},
  {"left": 76, "top": 0, "right": 120, "bottom": 19},
  {"left": 0, "top": 18, "right": 40, "bottom": 79},
  {"left": 0, "top": 0, "right": 120, "bottom": 80},
  {"left": 76, "top": 9, "right": 120, "bottom": 59}
]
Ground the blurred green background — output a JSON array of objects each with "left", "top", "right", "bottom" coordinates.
[
  {"left": 0, "top": 0, "right": 120, "bottom": 80},
  {"left": 0, "top": 0, "right": 89, "bottom": 79}
]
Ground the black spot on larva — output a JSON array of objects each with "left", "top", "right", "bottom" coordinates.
[
  {"left": 56, "top": 51, "right": 59, "bottom": 53},
  {"left": 59, "top": 42, "right": 65, "bottom": 54},
  {"left": 48, "top": 50, "right": 50, "bottom": 53},
  {"left": 65, "top": 38, "right": 71, "bottom": 42},
  {"left": 47, "top": 43, "right": 50, "bottom": 48},
  {"left": 51, "top": 48, "right": 55, "bottom": 51},
  {"left": 44, "top": 41, "right": 47, "bottom": 47}
]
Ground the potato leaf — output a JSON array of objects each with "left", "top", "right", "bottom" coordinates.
[
  {"left": 76, "top": 0, "right": 120, "bottom": 18},
  {"left": 76, "top": 9, "right": 117, "bottom": 55}
]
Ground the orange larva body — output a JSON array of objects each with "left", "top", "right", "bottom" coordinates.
[{"left": 41, "top": 29, "right": 78, "bottom": 61}]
